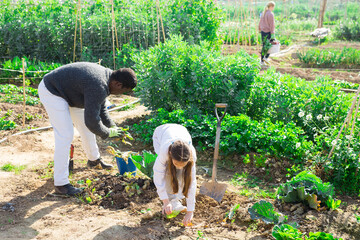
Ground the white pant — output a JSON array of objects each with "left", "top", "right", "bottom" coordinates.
[{"left": 38, "top": 80, "right": 100, "bottom": 186}]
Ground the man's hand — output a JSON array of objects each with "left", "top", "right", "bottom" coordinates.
[
  {"left": 183, "top": 211, "right": 193, "bottom": 226},
  {"left": 162, "top": 199, "right": 172, "bottom": 215},
  {"left": 108, "top": 127, "right": 120, "bottom": 138}
]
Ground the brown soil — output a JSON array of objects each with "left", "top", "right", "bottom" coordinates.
[
  {"left": 80, "top": 174, "right": 157, "bottom": 209},
  {"left": 1, "top": 85, "right": 360, "bottom": 239}
]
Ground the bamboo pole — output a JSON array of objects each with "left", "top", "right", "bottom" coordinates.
[
  {"left": 110, "top": 0, "right": 116, "bottom": 69},
  {"left": 247, "top": 0, "right": 252, "bottom": 46},
  {"left": 156, "top": 0, "right": 166, "bottom": 41},
  {"left": 231, "top": 0, "right": 240, "bottom": 45},
  {"left": 73, "top": 1, "right": 79, "bottom": 62},
  {"left": 22, "top": 58, "right": 26, "bottom": 127},
  {"left": 78, "top": 0, "right": 82, "bottom": 56},
  {"left": 327, "top": 85, "right": 360, "bottom": 159},
  {"left": 111, "top": 0, "right": 119, "bottom": 49},
  {"left": 225, "top": 0, "right": 231, "bottom": 45},
  {"left": 152, "top": 6, "right": 155, "bottom": 46},
  {"left": 348, "top": 94, "right": 360, "bottom": 148},
  {"left": 155, "top": 1, "right": 160, "bottom": 43}
]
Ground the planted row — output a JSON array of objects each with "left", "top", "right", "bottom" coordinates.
[
  {"left": 297, "top": 47, "right": 360, "bottom": 68},
  {"left": 132, "top": 108, "right": 312, "bottom": 162}
]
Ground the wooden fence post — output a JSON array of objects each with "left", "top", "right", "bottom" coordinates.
[{"left": 22, "top": 58, "right": 26, "bottom": 128}]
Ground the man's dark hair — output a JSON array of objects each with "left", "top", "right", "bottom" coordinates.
[{"left": 110, "top": 68, "right": 137, "bottom": 89}]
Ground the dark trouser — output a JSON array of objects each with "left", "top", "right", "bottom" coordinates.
[{"left": 261, "top": 31, "right": 271, "bottom": 60}]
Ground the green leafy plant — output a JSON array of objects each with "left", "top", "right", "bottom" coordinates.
[
  {"left": 305, "top": 232, "right": 343, "bottom": 240},
  {"left": 248, "top": 200, "right": 287, "bottom": 225},
  {"left": 262, "top": 38, "right": 273, "bottom": 56},
  {"left": 1, "top": 163, "right": 26, "bottom": 174},
  {"left": 355, "top": 214, "right": 360, "bottom": 223},
  {"left": 272, "top": 224, "right": 304, "bottom": 240},
  {"left": 243, "top": 154, "right": 251, "bottom": 164},
  {"left": 224, "top": 203, "right": 240, "bottom": 223},
  {"left": 277, "top": 171, "right": 335, "bottom": 210},
  {"left": 297, "top": 47, "right": 360, "bottom": 69},
  {"left": 325, "top": 196, "right": 341, "bottom": 210},
  {"left": 0, "top": 117, "right": 17, "bottom": 130},
  {"left": 131, "top": 151, "right": 157, "bottom": 178}
]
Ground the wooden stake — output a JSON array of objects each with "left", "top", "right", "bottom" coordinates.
[
  {"left": 328, "top": 85, "right": 360, "bottom": 159},
  {"left": 156, "top": 0, "right": 165, "bottom": 41},
  {"left": 111, "top": 0, "right": 119, "bottom": 49},
  {"left": 348, "top": 95, "right": 360, "bottom": 148},
  {"left": 22, "top": 58, "right": 26, "bottom": 128},
  {"left": 155, "top": 1, "right": 160, "bottom": 43},
  {"left": 247, "top": 0, "right": 251, "bottom": 46},
  {"left": 78, "top": 0, "right": 82, "bottom": 56},
  {"left": 73, "top": 2, "right": 79, "bottom": 62},
  {"left": 110, "top": 0, "right": 116, "bottom": 69}
]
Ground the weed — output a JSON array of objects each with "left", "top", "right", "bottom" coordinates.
[
  {"left": 1, "top": 163, "right": 26, "bottom": 174},
  {"left": 247, "top": 222, "right": 258, "bottom": 232}
]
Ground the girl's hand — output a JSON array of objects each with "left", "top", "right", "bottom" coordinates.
[
  {"left": 183, "top": 211, "right": 193, "bottom": 226},
  {"left": 162, "top": 199, "right": 172, "bottom": 215}
]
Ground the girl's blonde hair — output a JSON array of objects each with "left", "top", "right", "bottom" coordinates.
[
  {"left": 167, "top": 140, "right": 193, "bottom": 198},
  {"left": 263, "top": 1, "right": 275, "bottom": 16}
]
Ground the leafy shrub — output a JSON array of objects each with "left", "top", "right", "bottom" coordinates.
[
  {"left": 166, "top": 0, "right": 224, "bottom": 44},
  {"left": 248, "top": 200, "right": 287, "bottom": 225},
  {"left": 313, "top": 133, "right": 360, "bottom": 195},
  {"left": 272, "top": 224, "right": 304, "bottom": 240},
  {"left": 277, "top": 171, "right": 335, "bottom": 210},
  {"left": 246, "top": 69, "right": 352, "bottom": 138},
  {"left": 334, "top": 20, "right": 360, "bottom": 41},
  {"left": 132, "top": 108, "right": 312, "bottom": 161},
  {"left": 134, "top": 35, "right": 260, "bottom": 115},
  {"left": 297, "top": 47, "right": 360, "bottom": 68}
]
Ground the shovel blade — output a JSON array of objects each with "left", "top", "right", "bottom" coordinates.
[{"left": 199, "top": 181, "right": 227, "bottom": 203}]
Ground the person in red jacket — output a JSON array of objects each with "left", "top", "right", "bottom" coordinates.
[{"left": 258, "top": 1, "right": 276, "bottom": 65}]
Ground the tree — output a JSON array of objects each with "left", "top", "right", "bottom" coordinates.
[{"left": 317, "top": 0, "right": 327, "bottom": 28}]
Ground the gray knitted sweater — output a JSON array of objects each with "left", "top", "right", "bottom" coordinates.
[{"left": 43, "top": 62, "right": 115, "bottom": 139}]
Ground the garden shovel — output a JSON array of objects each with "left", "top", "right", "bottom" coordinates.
[{"left": 200, "top": 103, "right": 228, "bottom": 202}]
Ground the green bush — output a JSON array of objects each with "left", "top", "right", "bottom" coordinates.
[
  {"left": 334, "top": 20, "right": 360, "bottom": 41},
  {"left": 133, "top": 35, "right": 260, "bottom": 115},
  {"left": 246, "top": 69, "right": 352, "bottom": 138},
  {"left": 0, "top": 0, "right": 223, "bottom": 65},
  {"left": 314, "top": 132, "right": 360, "bottom": 195},
  {"left": 132, "top": 108, "right": 312, "bottom": 161},
  {"left": 297, "top": 47, "right": 360, "bottom": 68}
]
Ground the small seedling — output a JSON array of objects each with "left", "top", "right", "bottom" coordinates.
[
  {"left": 355, "top": 214, "right": 360, "bottom": 223},
  {"left": 224, "top": 203, "right": 240, "bottom": 223},
  {"left": 243, "top": 154, "right": 251, "bottom": 165},
  {"left": 140, "top": 208, "right": 151, "bottom": 214}
]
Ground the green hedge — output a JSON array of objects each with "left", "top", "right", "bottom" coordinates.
[{"left": 133, "top": 35, "right": 260, "bottom": 115}]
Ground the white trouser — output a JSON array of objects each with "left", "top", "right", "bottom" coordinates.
[{"left": 38, "top": 80, "right": 100, "bottom": 186}]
